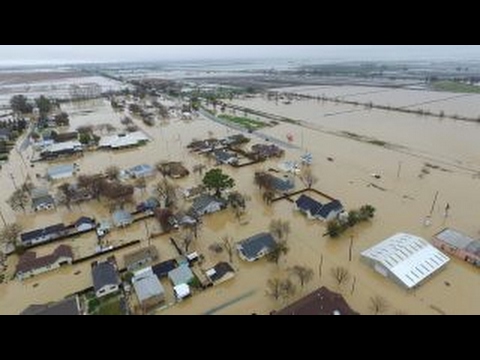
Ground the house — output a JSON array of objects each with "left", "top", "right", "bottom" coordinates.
[
  {"left": 21, "top": 223, "right": 66, "bottom": 247},
  {"left": 205, "top": 262, "right": 236, "bottom": 285},
  {"left": 0, "top": 128, "right": 11, "bottom": 141},
  {"left": 168, "top": 264, "right": 195, "bottom": 287},
  {"left": 74, "top": 217, "right": 96, "bottom": 233},
  {"left": 112, "top": 210, "right": 133, "bottom": 228},
  {"left": 152, "top": 259, "right": 177, "bottom": 279},
  {"left": 98, "top": 131, "right": 149, "bottom": 150},
  {"left": 128, "top": 164, "right": 155, "bottom": 179},
  {"left": 32, "top": 195, "right": 56, "bottom": 212},
  {"left": 41, "top": 141, "right": 83, "bottom": 160},
  {"left": 136, "top": 197, "right": 160, "bottom": 213},
  {"left": 274, "top": 287, "right": 359, "bottom": 315},
  {"left": 361, "top": 233, "right": 450, "bottom": 289},
  {"left": 295, "top": 195, "right": 344, "bottom": 222},
  {"left": 132, "top": 267, "right": 165, "bottom": 310},
  {"left": 51, "top": 131, "right": 78, "bottom": 143},
  {"left": 174, "top": 283, "right": 191, "bottom": 301},
  {"left": 237, "top": 232, "right": 277, "bottom": 262},
  {"left": 251, "top": 143, "right": 284, "bottom": 159},
  {"left": 124, "top": 246, "right": 159, "bottom": 272},
  {"left": 191, "top": 194, "right": 227, "bottom": 216},
  {"left": 182, "top": 185, "right": 206, "bottom": 199},
  {"left": 20, "top": 296, "right": 81, "bottom": 316},
  {"left": 214, "top": 150, "right": 238, "bottom": 165},
  {"left": 91, "top": 258, "right": 121, "bottom": 298},
  {"left": 47, "top": 164, "right": 76, "bottom": 181},
  {"left": 158, "top": 162, "right": 190, "bottom": 179},
  {"left": 30, "top": 187, "right": 50, "bottom": 200},
  {"left": 432, "top": 228, "right": 480, "bottom": 267},
  {"left": 270, "top": 175, "right": 295, "bottom": 192},
  {"left": 16, "top": 245, "right": 74, "bottom": 281}
]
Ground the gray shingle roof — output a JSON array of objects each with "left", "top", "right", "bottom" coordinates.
[
  {"left": 237, "top": 232, "right": 276, "bottom": 261},
  {"left": 192, "top": 194, "right": 226, "bottom": 214},
  {"left": 168, "top": 265, "right": 194, "bottom": 286},
  {"left": 92, "top": 260, "right": 120, "bottom": 292},
  {"left": 21, "top": 297, "right": 80, "bottom": 316}
]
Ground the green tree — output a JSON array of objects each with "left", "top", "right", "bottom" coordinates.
[
  {"left": 35, "top": 96, "right": 52, "bottom": 115},
  {"left": 10, "top": 95, "right": 32, "bottom": 114},
  {"left": 54, "top": 112, "right": 70, "bottom": 127},
  {"left": 202, "top": 169, "right": 235, "bottom": 197},
  {"left": 79, "top": 132, "right": 92, "bottom": 145}
]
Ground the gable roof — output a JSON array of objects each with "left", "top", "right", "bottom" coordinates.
[
  {"left": 16, "top": 245, "right": 73, "bottom": 275},
  {"left": 21, "top": 223, "right": 66, "bottom": 244},
  {"left": 270, "top": 176, "right": 294, "bottom": 192},
  {"left": 32, "top": 195, "right": 55, "bottom": 209},
  {"left": 361, "top": 233, "right": 450, "bottom": 289},
  {"left": 112, "top": 210, "right": 133, "bottom": 226},
  {"left": 47, "top": 164, "right": 75, "bottom": 178},
  {"left": 317, "top": 200, "right": 344, "bottom": 218},
  {"left": 192, "top": 194, "right": 226, "bottom": 213},
  {"left": 296, "top": 195, "right": 323, "bottom": 215},
  {"left": 168, "top": 264, "right": 194, "bottom": 286},
  {"left": 275, "top": 287, "right": 359, "bottom": 315},
  {"left": 237, "top": 232, "right": 276, "bottom": 260},
  {"left": 92, "top": 259, "right": 120, "bottom": 291},
  {"left": 75, "top": 217, "right": 96, "bottom": 227},
  {"left": 132, "top": 267, "right": 165, "bottom": 303},
  {"left": 124, "top": 246, "right": 159, "bottom": 269},
  {"left": 152, "top": 259, "right": 177, "bottom": 278},
  {"left": 129, "top": 164, "right": 154, "bottom": 175},
  {"left": 208, "top": 262, "right": 235, "bottom": 282},
  {"left": 20, "top": 297, "right": 80, "bottom": 316}
]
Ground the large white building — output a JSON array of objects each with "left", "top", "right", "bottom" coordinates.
[{"left": 361, "top": 233, "right": 450, "bottom": 289}]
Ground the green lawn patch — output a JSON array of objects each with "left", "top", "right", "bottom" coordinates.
[
  {"left": 218, "top": 114, "right": 266, "bottom": 130},
  {"left": 431, "top": 81, "right": 480, "bottom": 94},
  {"left": 98, "top": 299, "right": 124, "bottom": 315}
]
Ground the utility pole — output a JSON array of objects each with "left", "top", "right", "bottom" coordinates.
[
  {"left": 397, "top": 161, "right": 403, "bottom": 179},
  {"left": 0, "top": 209, "right": 7, "bottom": 227},
  {"left": 319, "top": 254, "right": 324, "bottom": 280},
  {"left": 349, "top": 236, "right": 354, "bottom": 262},
  {"left": 429, "top": 191, "right": 440, "bottom": 217},
  {"left": 351, "top": 276, "right": 357, "bottom": 295}
]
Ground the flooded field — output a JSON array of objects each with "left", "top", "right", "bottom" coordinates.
[
  {"left": 1, "top": 91, "right": 480, "bottom": 315},
  {"left": 277, "top": 85, "right": 480, "bottom": 119}
]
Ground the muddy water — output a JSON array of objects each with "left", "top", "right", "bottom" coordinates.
[
  {"left": 232, "top": 96, "right": 480, "bottom": 171},
  {"left": 1, "top": 96, "right": 480, "bottom": 315}
]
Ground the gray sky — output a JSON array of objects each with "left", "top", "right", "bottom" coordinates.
[{"left": 1, "top": 45, "right": 480, "bottom": 65}]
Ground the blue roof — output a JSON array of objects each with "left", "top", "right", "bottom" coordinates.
[
  {"left": 130, "top": 164, "right": 154, "bottom": 174},
  {"left": 317, "top": 200, "right": 344, "bottom": 219},
  {"left": 112, "top": 210, "right": 133, "bottom": 226},
  {"left": 296, "top": 195, "right": 323, "bottom": 215},
  {"left": 237, "top": 232, "right": 276, "bottom": 260},
  {"left": 271, "top": 176, "right": 294, "bottom": 192},
  {"left": 92, "top": 260, "right": 120, "bottom": 291},
  {"left": 21, "top": 224, "right": 65, "bottom": 244}
]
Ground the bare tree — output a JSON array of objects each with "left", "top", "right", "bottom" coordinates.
[
  {"left": 270, "top": 219, "right": 291, "bottom": 241},
  {"left": 193, "top": 164, "right": 207, "bottom": 177},
  {"left": 181, "top": 231, "right": 194, "bottom": 253},
  {"left": 209, "top": 243, "right": 224, "bottom": 254},
  {"left": 156, "top": 179, "right": 178, "bottom": 209},
  {"left": 369, "top": 296, "right": 389, "bottom": 315},
  {"left": 57, "top": 183, "right": 74, "bottom": 210},
  {"left": 135, "top": 177, "right": 147, "bottom": 194},
  {"left": 300, "top": 167, "right": 318, "bottom": 189},
  {"left": 105, "top": 166, "right": 120, "bottom": 181},
  {"left": 222, "top": 235, "right": 234, "bottom": 263},
  {"left": 289, "top": 265, "right": 314, "bottom": 288},
  {"left": 330, "top": 266, "right": 351, "bottom": 286},
  {"left": 266, "top": 241, "right": 289, "bottom": 265},
  {"left": 0, "top": 223, "right": 22, "bottom": 250},
  {"left": 7, "top": 189, "right": 29, "bottom": 213},
  {"left": 266, "top": 278, "right": 297, "bottom": 302}
]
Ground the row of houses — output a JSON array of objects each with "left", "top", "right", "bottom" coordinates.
[{"left": 20, "top": 217, "right": 96, "bottom": 248}]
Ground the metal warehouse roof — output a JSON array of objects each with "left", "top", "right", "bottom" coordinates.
[
  {"left": 361, "top": 233, "right": 450, "bottom": 289},
  {"left": 434, "top": 228, "right": 476, "bottom": 250}
]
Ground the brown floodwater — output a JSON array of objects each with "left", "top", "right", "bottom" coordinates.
[{"left": 1, "top": 92, "right": 480, "bottom": 315}]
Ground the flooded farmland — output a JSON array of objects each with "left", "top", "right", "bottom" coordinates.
[{"left": 1, "top": 86, "right": 480, "bottom": 315}]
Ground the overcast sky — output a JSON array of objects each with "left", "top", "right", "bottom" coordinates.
[{"left": 0, "top": 45, "right": 479, "bottom": 65}]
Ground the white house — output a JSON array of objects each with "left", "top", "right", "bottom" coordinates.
[
  {"left": 132, "top": 267, "right": 165, "bottom": 310},
  {"left": 361, "top": 233, "right": 450, "bottom": 289},
  {"left": 47, "top": 164, "right": 76, "bottom": 181}
]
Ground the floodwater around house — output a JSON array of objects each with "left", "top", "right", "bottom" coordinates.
[{"left": 1, "top": 88, "right": 480, "bottom": 315}]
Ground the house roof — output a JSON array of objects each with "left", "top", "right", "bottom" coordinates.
[
  {"left": 20, "top": 297, "right": 80, "bottom": 316},
  {"left": 43, "top": 141, "right": 82, "bottom": 154},
  {"left": 434, "top": 228, "right": 478, "bottom": 251},
  {"left": 214, "top": 150, "right": 237, "bottom": 162},
  {"left": 75, "top": 217, "right": 96, "bottom": 227},
  {"left": 361, "top": 233, "right": 450, "bottom": 289},
  {"left": 271, "top": 175, "right": 294, "bottom": 192},
  {"left": 296, "top": 195, "right": 323, "bottom": 215},
  {"left": 30, "top": 187, "right": 50, "bottom": 200},
  {"left": 21, "top": 223, "right": 66, "bottom": 243},
  {"left": 32, "top": 195, "right": 55, "bottom": 209},
  {"left": 92, "top": 259, "right": 120, "bottom": 292},
  {"left": 16, "top": 245, "right": 73, "bottom": 275},
  {"left": 132, "top": 267, "right": 165, "bottom": 303},
  {"left": 99, "top": 131, "right": 149, "bottom": 149},
  {"left": 129, "top": 164, "right": 154, "bottom": 175},
  {"left": 112, "top": 210, "right": 133, "bottom": 226},
  {"left": 124, "top": 246, "right": 159, "bottom": 269},
  {"left": 168, "top": 264, "right": 194, "bottom": 286},
  {"left": 237, "top": 232, "right": 277, "bottom": 260},
  {"left": 317, "top": 200, "right": 344, "bottom": 219},
  {"left": 208, "top": 262, "right": 235, "bottom": 282},
  {"left": 192, "top": 194, "right": 226, "bottom": 214},
  {"left": 275, "top": 287, "right": 359, "bottom": 315},
  {"left": 47, "top": 164, "right": 75, "bottom": 178},
  {"left": 152, "top": 259, "right": 177, "bottom": 278}
]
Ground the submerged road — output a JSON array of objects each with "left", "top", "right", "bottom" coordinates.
[{"left": 203, "top": 289, "right": 257, "bottom": 315}]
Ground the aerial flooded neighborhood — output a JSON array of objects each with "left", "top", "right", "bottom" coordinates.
[{"left": 0, "top": 45, "right": 479, "bottom": 315}]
